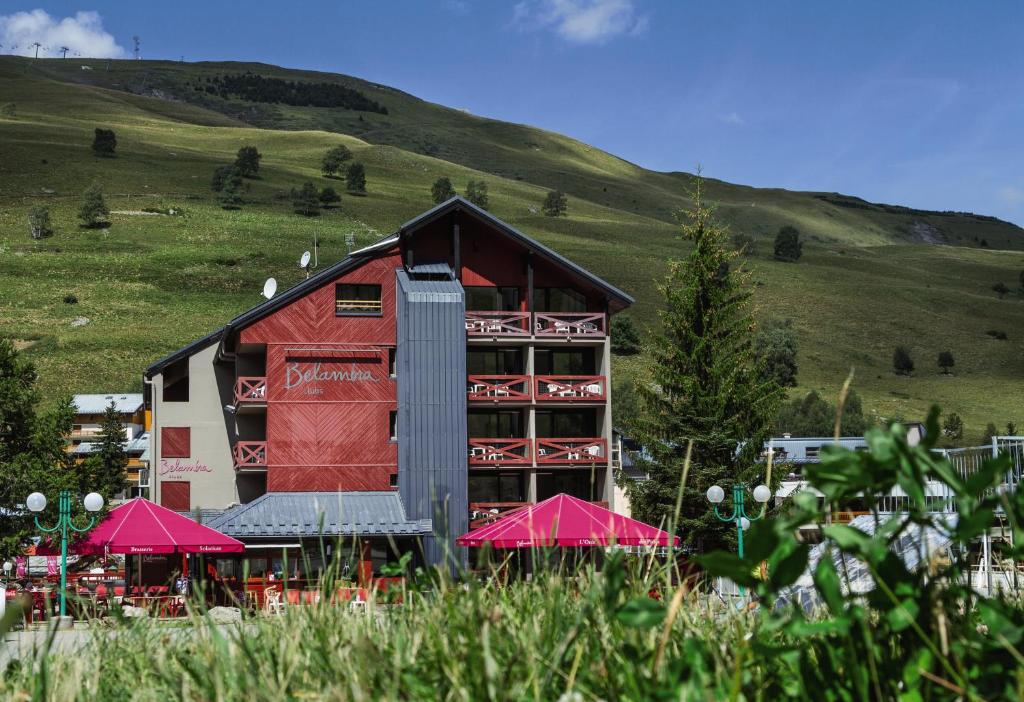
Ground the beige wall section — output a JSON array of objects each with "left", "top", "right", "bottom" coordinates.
[{"left": 152, "top": 343, "right": 240, "bottom": 511}]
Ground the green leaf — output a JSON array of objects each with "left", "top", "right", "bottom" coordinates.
[
  {"left": 822, "top": 524, "right": 871, "bottom": 554},
  {"left": 742, "top": 520, "right": 780, "bottom": 563},
  {"left": 885, "top": 599, "right": 920, "bottom": 632},
  {"left": 695, "top": 551, "right": 758, "bottom": 587},
  {"left": 616, "top": 597, "right": 666, "bottom": 628},
  {"left": 813, "top": 557, "right": 845, "bottom": 615},
  {"left": 768, "top": 543, "right": 809, "bottom": 589}
]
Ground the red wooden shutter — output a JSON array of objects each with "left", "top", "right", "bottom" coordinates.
[
  {"left": 161, "top": 482, "right": 191, "bottom": 511},
  {"left": 162, "top": 427, "right": 191, "bottom": 458}
]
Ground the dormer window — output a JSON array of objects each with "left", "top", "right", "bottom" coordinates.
[{"left": 335, "top": 284, "right": 382, "bottom": 316}]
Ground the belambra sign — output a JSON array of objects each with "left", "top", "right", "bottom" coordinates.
[{"left": 284, "top": 361, "right": 378, "bottom": 390}]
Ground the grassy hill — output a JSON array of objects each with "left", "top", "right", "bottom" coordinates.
[{"left": 1, "top": 56, "right": 1022, "bottom": 440}]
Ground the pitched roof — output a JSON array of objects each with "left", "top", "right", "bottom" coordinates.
[
  {"left": 204, "top": 491, "right": 432, "bottom": 538},
  {"left": 146, "top": 197, "right": 632, "bottom": 376},
  {"left": 72, "top": 394, "right": 144, "bottom": 414}
]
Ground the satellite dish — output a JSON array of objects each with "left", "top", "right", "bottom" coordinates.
[
  {"left": 262, "top": 278, "right": 277, "bottom": 300},
  {"left": 299, "top": 251, "right": 311, "bottom": 269}
]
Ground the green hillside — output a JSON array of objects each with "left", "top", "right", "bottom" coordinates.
[{"left": 1, "top": 56, "right": 1022, "bottom": 440}]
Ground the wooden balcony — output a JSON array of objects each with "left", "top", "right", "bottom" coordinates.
[
  {"left": 469, "top": 501, "right": 530, "bottom": 530},
  {"left": 534, "top": 313, "right": 606, "bottom": 337},
  {"left": 534, "top": 375, "right": 606, "bottom": 402},
  {"left": 465, "top": 311, "right": 531, "bottom": 337},
  {"left": 233, "top": 441, "right": 268, "bottom": 471},
  {"left": 536, "top": 438, "right": 607, "bottom": 464},
  {"left": 467, "top": 375, "right": 531, "bottom": 402},
  {"left": 468, "top": 439, "right": 533, "bottom": 466},
  {"left": 234, "top": 376, "right": 267, "bottom": 405}
]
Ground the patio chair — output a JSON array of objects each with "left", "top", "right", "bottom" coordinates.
[
  {"left": 264, "top": 589, "right": 284, "bottom": 615},
  {"left": 554, "top": 322, "right": 571, "bottom": 334},
  {"left": 585, "top": 383, "right": 602, "bottom": 396},
  {"left": 585, "top": 445, "right": 601, "bottom": 457}
]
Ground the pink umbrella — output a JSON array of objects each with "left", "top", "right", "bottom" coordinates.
[
  {"left": 456, "top": 493, "right": 679, "bottom": 548},
  {"left": 41, "top": 498, "right": 243, "bottom": 555}
]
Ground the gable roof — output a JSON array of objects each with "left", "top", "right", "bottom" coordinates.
[
  {"left": 72, "top": 393, "right": 144, "bottom": 414},
  {"left": 146, "top": 197, "right": 632, "bottom": 377}
]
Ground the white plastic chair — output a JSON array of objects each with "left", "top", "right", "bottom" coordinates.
[{"left": 264, "top": 589, "right": 284, "bottom": 615}]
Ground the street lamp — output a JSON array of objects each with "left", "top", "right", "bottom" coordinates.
[
  {"left": 26, "top": 490, "right": 104, "bottom": 619},
  {"left": 706, "top": 483, "right": 772, "bottom": 561}
]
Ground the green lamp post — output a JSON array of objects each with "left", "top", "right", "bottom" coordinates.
[
  {"left": 26, "top": 490, "right": 104, "bottom": 619},
  {"left": 706, "top": 483, "right": 772, "bottom": 594}
]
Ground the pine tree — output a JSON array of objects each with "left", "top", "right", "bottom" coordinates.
[
  {"left": 345, "top": 162, "right": 366, "bottom": 194},
  {"left": 431, "top": 176, "right": 456, "bottom": 204},
  {"left": 610, "top": 316, "right": 641, "bottom": 355},
  {"left": 84, "top": 403, "right": 128, "bottom": 500},
  {"left": 937, "top": 350, "right": 955, "bottom": 375},
  {"left": 893, "top": 346, "right": 915, "bottom": 375},
  {"left": 755, "top": 318, "right": 798, "bottom": 387},
  {"left": 773, "top": 225, "right": 802, "bottom": 262},
  {"left": 78, "top": 183, "right": 110, "bottom": 227},
  {"left": 542, "top": 190, "right": 568, "bottom": 217},
  {"left": 626, "top": 177, "right": 782, "bottom": 552}
]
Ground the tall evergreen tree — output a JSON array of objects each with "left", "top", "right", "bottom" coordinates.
[
  {"left": 84, "top": 403, "right": 129, "bottom": 500},
  {"left": 627, "top": 177, "right": 782, "bottom": 552},
  {"left": 431, "top": 176, "right": 456, "bottom": 204}
]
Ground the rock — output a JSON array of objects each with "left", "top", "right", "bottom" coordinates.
[
  {"left": 121, "top": 605, "right": 149, "bottom": 618},
  {"left": 207, "top": 606, "right": 242, "bottom": 623},
  {"left": 70, "top": 317, "right": 90, "bottom": 328}
]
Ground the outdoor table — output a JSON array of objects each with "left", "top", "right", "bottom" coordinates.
[{"left": 125, "top": 595, "right": 186, "bottom": 617}]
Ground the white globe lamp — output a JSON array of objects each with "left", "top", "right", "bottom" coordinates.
[
  {"left": 83, "top": 492, "right": 104, "bottom": 513},
  {"left": 740, "top": 517, "right": 751, "bottom": 531},
  {"left": 752, "top": 484, "right": 772, "bottom": 504},
  {"left": 706, "top": 485, "right": 725, "bottom": 504},
  {"left": 26, "top": 492, "right": 47, "bottom": 513}
]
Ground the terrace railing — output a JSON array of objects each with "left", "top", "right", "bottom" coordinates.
[
  {"left": 234, "top": 376, "right": 268, "bottom": 404},
  {"left": 465, "top": 312, "right": 531, "bottom": 337},
  {"left": 536, "top": 438, "right": 607, "bottom": 464},
  {"left": 233, "top": 441, "right": 268, "bottom": 470},
  {"left": 534, "top": 313, "right": 606, "bottom": 337},
  {"left": 469, "top": 502, "right": 530, "bottom": 530},
  {"left": 467, "top": 375, "right": 531, "bottom": 402},
  {"left": 534, "top": 375, "right": 606, "bottom": 402},
  {"left": 468, "top": 439, "right": 532, "bottom": 466}
]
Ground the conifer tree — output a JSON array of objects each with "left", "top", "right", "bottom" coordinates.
[
  {"left": 84, "top": 403, "right": 129, "bottom": 500},
  {"left": 431, "top": 176, "right": 456, "bottom": 204},
  {"left": 627, "top": 177, "right": 782, "bottom": 552}
]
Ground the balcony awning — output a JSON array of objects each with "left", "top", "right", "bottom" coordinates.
[{"left": 455, "top": 493, "right": 679, "bottom": 549}]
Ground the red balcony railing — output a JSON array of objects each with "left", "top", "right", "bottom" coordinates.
[
  {"left": 468, "top": 439, "right": 533, "bottom": 466},
  {"left": 233, "top": 441, "right": 267, "bottom": 470},
  {"left": 467, "top": 375, "right": 531, "bottom": 402},
  {"left": 234, "top": 376, "right": 267, "bottom": 404},
  {"left": 534, "top": 313, "right": 606, "bottom": 337},
  {"left": 465, "top": 312, "right": 531, "bottom": 337},
  {"left": 534, "top": 375, "right": 606, "bottom": 402},
  {"left": 469, "top": 501, "right": 530, "bottom": 530},
  {"left": 536, "top": 438, "right": 607, "bottom": 464}
]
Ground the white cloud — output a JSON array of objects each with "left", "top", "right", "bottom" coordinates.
[
  {"left": 0, "top": 9, "right": 124, "bottom": 59},
  {"left": 719, "top": 111, "right": 745, "bottom": 126},
  {"left": 997, "top": 186, "right": 1024, "bottom": 205},
  {"left": 512, "top": 0, "right": 648, "bottom": 44}
]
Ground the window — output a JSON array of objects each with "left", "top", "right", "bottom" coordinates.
[
  {"left": 467, "top": 410, "right": 523, "bottom": 438},
  {"left": 160, "top": 481, "right": 191, "bottom": 511},
  {"left": 389, "top": 473, "right": 398, "bottom": 488},
  {"left": 388, "top": 348, "right": 397, "bottom": 377},
  {"left": 468, "top": 473, "right": 525, "bottom": 503},
  {"left": 464, "top": 286, "right": 520, "bottom": 311},
  {"left": 161, "top": 427, "right": 191, "bottom": 458},
  {"left": 535, "top": 409, "right": 597, "bottom": 438},
  {"left": 467, "top": 348, "right": 522, "bottom": 375},
  {"left": 535, "top": 287, "right": 587, "bottom": 313},
  {"left": 336, "top": 284, "right": 382, "bottom": 315},
  {"left": 389, "top": 410, "right": 398, "bottom": 441},
  {"left": 536, "top": 470, "right": 596, "bottom": 501},
  {"left": 163, "top": 358, "right": 189, "bottom": 402},
  {"left": 534, "top": 348, "right": 595, "bottom": 375},
  {"left": 805, "top": 446, "right": 821, "bottom": 459}
]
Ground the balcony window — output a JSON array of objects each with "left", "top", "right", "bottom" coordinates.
[
  {"left": 468, "top": 473, "right": 525, "bottom": 503},
  {"left": 467, "top": 348, "right": 523, "bottom": 375},
  {"left": 534, "top": 348, "right": 595, "bottom": 375},
  {"left": 468, "top": 409, "right": 523, "bottom": 438},
  {"left": 335, "top": 283, "right": 382, "bottom": 316},
  {"left": 536, "top": 470, "right": 598, "bottom": 501},
  {"left": 464, "top": 286, "right": 520, "bottom": 311},
  {"left": 535, "top": 409, "right": 597, "bottom": 438},
  {"left": 534, "top": 287, "right": 586, "bottom": 313}
]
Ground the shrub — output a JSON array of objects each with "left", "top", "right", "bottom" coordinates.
[
  {"left": 63, "top": 293, "right": 78, "bottom": 304},
  {"left": 731, "top": 232, "right": 756, "bottom": 255},
  {"left": 942, "top": 411, "right": 964, "bottom": 443},
  {"left": 541, "top": 190, "right": 567, "bottom": 217},
  {"left": 345, "top": 162, "right": 366, "bottom": 194},
  {"left": 28, "top": 205, "right": 53, "bottom": 239},
  {"left": 755, "top": 318, "right": 798, "bottom": 387},
  {"left": 78, "top": 183, "right": 110, "bottom": 227},
  {"left": 465, "top": 180, "right": 489, "bottom": 210},
  {"left": 211, "top": 164, "right": 241, "bottom": 192},
  {"left": 937, "top": 350, "right": 955, "bottom": 375},
  {"left": 892, "top": 345, "right": 914, "bottom": 375},
  {"left": 986, "top": 329, "right": 1008, "bottom": 340},
  {"left": 773, "top": 225, "right": 802, "bottom": 262},
  {"left": 321, "top": 145, "right": 352, "bottom": 177},
  {"left": 291, "top": 182, "right": 320, "bottom": 216},
  {"left": 218, "top": 177, "right": 243, "bottom": 210},
  {"left": 91, "top": 128, "right": 116, "bottom": 157},
  {"left": 431, "top": 176, "right": 456, "bottom": 204},
  {"left": 775, "top": 389, "right": 870, "bottom": 437},
  {"left": 610, "top": 316, "right": 641, "bottom": 355},
  {"left": 983, "top": 422, "right": 999, "bottom": 444},
  {"left": 992, "top": 281, "right": 1010, "bottom": 298},
  {"left": 234, "top": 146, "right": 261, "bottom": 178},
  {"left": 319, "top": 186, "right": 341, "bottom": 207}
]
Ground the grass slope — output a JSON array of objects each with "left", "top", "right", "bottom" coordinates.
[{"left": 1, "top": 57, "right": 1022, "bottom": 439}]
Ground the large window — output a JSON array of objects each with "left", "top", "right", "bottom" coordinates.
[
  {"left": 467, "top": 348, "right": 523, "bottom": 375},
  {"left": 464, "top": 286, "right": 520, "bottom": 311},
  {"left": 535, "top": 409, "right": 597, "bottom": 438},
  {"left": 468, "top": 473, "right": 525, "bottom": 504},
  {"left": 162, "top": 358, "right": 189, "bottom": 402},
  {"left": 534, "top": 348, "right": 595, "bottom": 375},
  {"left": 534, "top": 287, "right": 587, "bottom": 313},
  {"left": 336, "top": 284, "right": 382, "bottom": 315},
  {"left": 536, "top": 470, "right": 597, "bottom": 501},
  {"left": 468, "top": 410, "right": 523, "bottom": 438}
]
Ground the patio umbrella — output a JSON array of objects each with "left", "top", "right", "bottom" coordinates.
[
  {"left": 455, "top": 493, "right": 679, "bottom": 548},
  {"left": 40, "top": 497, "right": 244, "bottom": 555}
]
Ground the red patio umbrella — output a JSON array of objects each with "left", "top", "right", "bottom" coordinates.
[
  {"left": 42, "top": 497, "right": 244, "bottom": 555},
  {"left": 455, "top": 493, "right": 679, "bottom": 548}
]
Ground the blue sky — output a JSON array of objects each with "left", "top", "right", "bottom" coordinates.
[{"left": 3, "top": 1, "right": 1023, "bottom": 225}]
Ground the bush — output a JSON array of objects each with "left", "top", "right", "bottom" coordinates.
[
  {"left": 63, "top": 293, "right": 77, "bottom": 304},
  {"left": 937, "top": 350, "right": 955, "bottom": 375},
  {"left": 319, "top": 186, "right": 341, "bottom": 207},
  {"left": 755, "top": 318, "right": 798, "bottom": 387},
  {"left": 218, "top": 177, "right": 244, "bottom": 210},
  {"left": 78, "top": 183, "right": 110, "bottom": 228},
  {"left": 431, "top": 176, "right": 456, "bottom": 204},
  {"left": 773, "top": 225, "right": 802, "bottom": 262},
  {"left": 345, "top": 162, "right": 366, "bottom": 194},
  {"left": 465, "top": 180, "right": 489, "bottom": 210},
  {"left": 893, "top": 345, "right": 914, "bottom": 375},
  {"left": 986, "top": 329, "right": 1008, "bottom": 341},
  {"left": 731, "top": 232, "right": 756, "bottom": 255},
  {"left": 291, "top": 182, "right": 320, "bottom": 216},
  {"left": 942, "top": 411, "right": 964, "bottom": 443},
  {"left": 28, "top": 205, "right": 53, "bottom": 239},
  {"left": 211, "top": 164, "right": 241, "bottom": 192},
  {"left": 321, "top": 145, "right": 352, "bottom": 177},
  {"left": 610, "top": 316, "right": 641, "bottom": 355},
  {"left": 91, "top": 128, "right": 116, "bottom": 157},
  {"left": 541, "top": 190, "right": 567, "bottom": 217},
  {"left": 774, "top": 389, "right": 870, "bottom": 436},
  {"left": 234, "top": 146, "right": 261, "bottom": 178},
  {"left": 992, "top": 281, "right": 1010, "bottom": 298}
]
